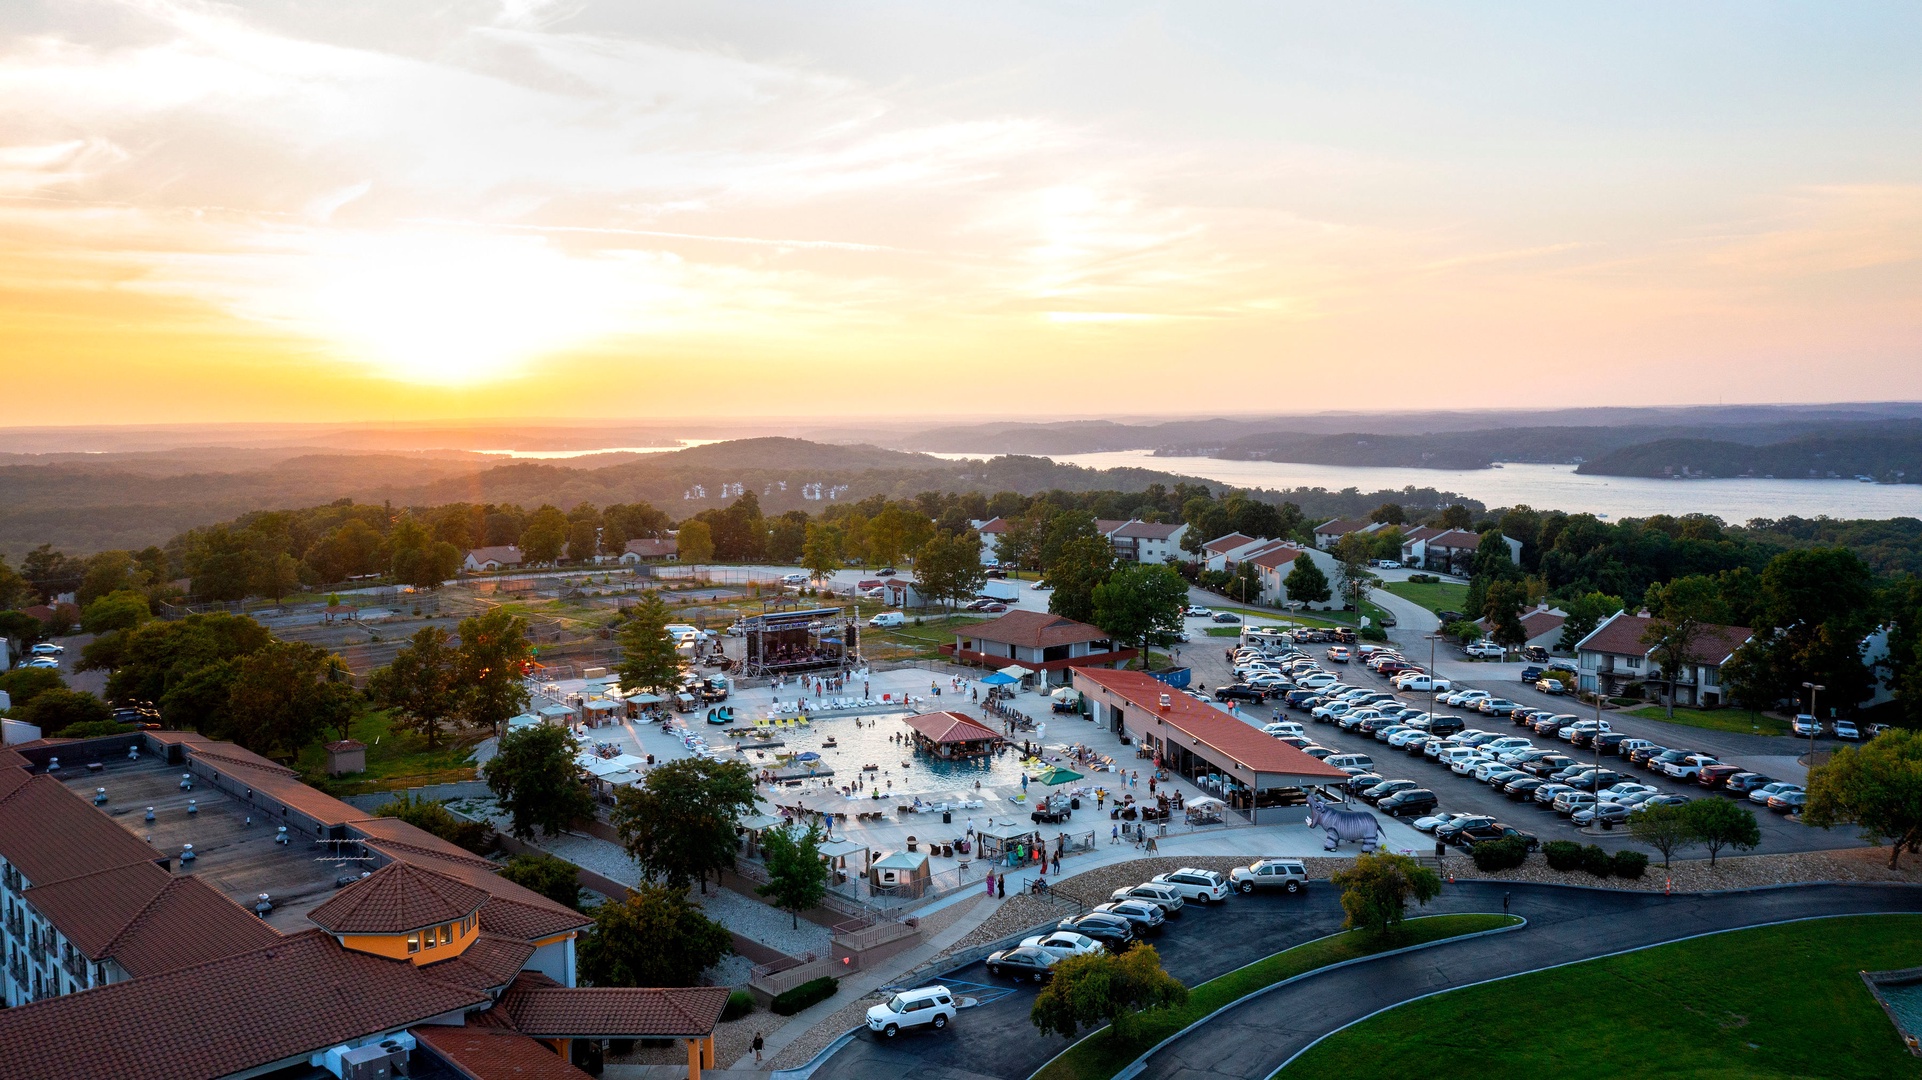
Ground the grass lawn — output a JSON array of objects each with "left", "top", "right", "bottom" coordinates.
[
  {"left": 1382, "top": 579, "right": 1470, "bottom": 614},
  {"left": 295, "top": 708, "right": 485, "bottom": 795},
  {"left": 1279, "top": 915, "right": 1922, "bottom": 1080},
  {"left": 1626, "top": 704, "right": 1792, "bottom": 737},
  {"left": 862, "top": 613, "right": 990, "bottom": 660},
  {"left": 1034, "top": 914, "right": 1518, "bottom": 1080}
]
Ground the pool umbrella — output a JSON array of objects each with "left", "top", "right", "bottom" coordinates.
[
  {"left": 1035, "top": 764, "right": 1083, "bottom": 785},
  {"left": 981, "top": 672, "right": 1019, "bottom": 686}
]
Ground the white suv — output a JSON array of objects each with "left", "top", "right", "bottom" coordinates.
[
  {"left": 1152, "top": 868, "right": 1231, "bottom": 904},
  {"left": 867, "top": 986, "right": 957, "bottom": 1038},
  {"left": 1110, "top": 882, "right": 1185, "bottom": 915}
]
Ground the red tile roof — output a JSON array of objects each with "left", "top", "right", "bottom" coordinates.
[
  {"left": 1072, "top": 668, "right": 1349, "bottom": 782},
  {"left": 1423, "top": 529, "right": 1484, "bottom": 549},
  {"left": 1246, "top": 543, "right": 1303, "bottom": 571},
  {"left": 967, "top": 609, "right": 1111, "bottom": 649},
  {"left": 1401, "top": 525, "right": 1444, "bottom": 543},
  {"left": 903, "top": 711, "right": 1004, "bottom": 745},
  {"left": 1314, "top": 518, "right": 1366, "bottom": 535},
  {"left": 1094, "top": 519, "right": 1129, "bottom": 536},
  {"left": 504, "top": 977, "right": 730, "bottom": 1038},
  {"left": 377, "top": 845, "right": 592, "bottom": 942},
  {"left": 0, "top": 775, "right": 164, "bottom": 887},
  {"left": 424, "top": 933, "right": 540, "bottom": 994},
  {"left": 416, "top": 1024, "right": 593, "bottom": 1080},
  {"left": 0, "top": 930, "right": 490, "bottom": 1080},
  {"left": 1203, "top": 532, "right": 1256, "bottom": 553},
  {"left": 325, "top": 739, "right": 368, "bottom": 752},
  {"left": 309, "top": 860, "right": 490, "bottom": 935},
  {"left": 21, "top": 861, "right": 176, "bottom": 959},
  {"left": 1575, "top": 612, "right": 1752, "bottom": 664},
  {"left": 976, "top": 517, "right": 1009, "bottom": 534},
  {"left": 105, "top": 875, "right": 285, "bottom": 978}
]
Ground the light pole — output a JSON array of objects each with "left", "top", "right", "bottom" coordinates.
[
  {"left": 1802, "top": 681, "right": 1824, "bottom": 770},
  {"left": 1426, "top": 633, "right": 1441, "bottom": 727},
  {"left": 1580, "top": 669, "right": 1608, "bottom": 835}
]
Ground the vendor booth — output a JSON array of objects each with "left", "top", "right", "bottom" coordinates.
[
  {"left": 867, "top": 849, "right": 932, "bottom": 898},
  {"left": 974, "top": 820, "right": 1042, "bottom": 867},
  {"left": 537, "top": 702, "right": 576, "bottom": 727},
  {"left": 583, "top": 699, "right": 620, "bottom": 728}
]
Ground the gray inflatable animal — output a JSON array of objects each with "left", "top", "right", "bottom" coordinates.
[{"left": 1306, "top": 793, "right": 1381, "bottom": 853}]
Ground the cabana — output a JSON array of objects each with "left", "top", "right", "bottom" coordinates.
[
  {"left": 583, "top": 699, "right": 620, "bottom": 727},
  {"left": 537, "top": 702, "right": 577, "bottom": 727},
  {"left": 624, "top": 691, "right": 665, "bottom": 718},
  {"left": 867, "top": 849, "right": 932, "bottom": 898},
  {"left": 506, "top": 712, "right": 540, "bottom": 731},
  {"left": 974, "top": 820, "right": 1042, "bottom": 866},
  {"left": 902, "top": 711, "right": 1004, "bottom": 760},
  {"left": 819, "top": 836, "right": 868, "bottom": 885}
]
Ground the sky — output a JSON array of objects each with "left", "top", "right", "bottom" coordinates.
[{"left": 3, "top": 1, "right": 1921, "bottom": 424}]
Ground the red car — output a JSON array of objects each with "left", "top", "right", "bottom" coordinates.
[{"left": 1696, "top": 764, "right": 1745, "bottom": 789}]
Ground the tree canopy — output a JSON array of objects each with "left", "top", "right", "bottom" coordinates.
[
  {"left": 484, "top": 724, "right": 596, "bottom": 840},
  {"left": 616, "top": 591, "right": 683, "bottom": 695},
  {"left": 578, "top": 884, "right": 733, "bottom": 988},
  {"left": 1803, "top": 728, "right": 1922, "bottom": 869},
  {"left": 1029, "top": 944, "right": 1187, "bottom": 1041},
  {"left": 1330, "top": 852, "right": 1441, "bottom": 937},
  {"left": 757, "top": 821, "right": 830, "bottom": 928},
  {"left": 612, "top": 757, "right": 758, "bottom": 891},
  {"left": 1091, "top": 564, "right": 1188, "bottom": 664}
]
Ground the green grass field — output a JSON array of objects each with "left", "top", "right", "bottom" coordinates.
[
  {"left": 1382, "top": 579, "right": 1470, "bottom": 614},
  {"left": 1034, "top": 914, "right": 1519, "bottom": 1080},
  {"left": 1626, "top": 704, "right": 1792, "bottom": 737},
  {"left": 1278, "top": 915, "right": 1922, "bottom": 1080},
  {"left": 295, "top": 709, "right": 485, "bottom": 794}
]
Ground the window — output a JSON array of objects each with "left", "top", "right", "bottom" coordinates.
[{"left": 406, "top": 931, "right": 420, "bottom": 954}]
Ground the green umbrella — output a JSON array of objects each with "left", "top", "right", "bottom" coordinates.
[{"left": 1035, "top": 764, "right": 1083, "bottom": 785}]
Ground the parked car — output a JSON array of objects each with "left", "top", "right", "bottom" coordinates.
[
  {"left": 1523, "top": 646, "right": 1550, "bottom": 663},
  {"left": 986, "top": 946, "right": 1059, "bottom": 982},
  {"left": 1229, "top": 858, "right": 1309, "bottom": 894},
  {"left": 1767, "top": 790, "right": 1808, "bottom": 813},
  {"left": 1109, "top": 883, "right": 1185, "bottom": 916},
  {"left": 1723, "top": 773, "right": 1774, "bottom": 795},
  {"left": 1748, "top": 781, "right": 1800, "bottom": 806},
  {"left": 1696, "top": 764, "right": 1745, "bottom": 789},
  {"left": 1360, "top": 779, "right": 1419, "bottom": 805},
  {"left": 1535, "top": 678, "right": 1568, "bottom": 695},
  {"left": 1833, "top": 720, "right": 1862, "bottom": 740},
  {"left": 1215, "top": 685, "right": 1267, "bottom": 704},
  {"left": 867, "top": 986, "right": 957, "bottom": 1037},
  {"left": 1454, "top": 822, "right": 1540, "bottom": 850},
  {"left": 1628, "top": 745, "right": 1669, "bottom": 768},
  {"left": 28, "top": 643, "right": 64, "bottom": 656},
  {"left": 1412, "top": 811, "right": 1469, "bottom": 833},
  {"left": 1213, "top": 612, "right": 1243, "bottom": 624},
  {"left": 1658, "top": 754, "right": 1720, "bottom": 780},
  {"left": 1503, "top": 776, "right": 1547, "bottom": 800},
  {"left": 1377, "top": 788, "right": 1439, "bottom": 817},
  {"left": 1637, "top": 794, "right": 1692, "bottom": 810},
  {"left": 1093, "top": 900, "right": 1165, "bottom": 932},
  {"left": 1570, "top": 802, "right": 1631, "bottom": 827},
  {"left": 1532, "top": 783, "right": 1575, "bottom": 807},
  {"left": 1020, "top": 932, "right": 1103, "bottom": 959},
  {"left": 21, "top": 657, "right": 59, "bottom": 669},
  {"left": 1519, "top": 666, "right": 1544, "bottom": 683},
  {"left": 1465, "top": 641, "right": 1505, "bottom": 659},
  {"left": 1152, "top": 868, "right": 1231, "bottom": 903},
  {"left": 1059, "top": 913, "right": 1137, "bottom": 948},
  {"left": 1791, "top": 715, "right": 1823, "bottom": 737}
]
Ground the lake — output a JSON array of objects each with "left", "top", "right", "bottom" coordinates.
[{"left": 1022, "top": 452, "right": 1922, "bottom": 521}]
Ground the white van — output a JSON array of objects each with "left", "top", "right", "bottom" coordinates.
[{"left": 868, "top": 611, "right": 906, "bottom": 628}]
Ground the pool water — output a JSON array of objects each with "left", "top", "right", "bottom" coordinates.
[{"left": 752, "top": 710, "right": 1032, "bottom": 793}]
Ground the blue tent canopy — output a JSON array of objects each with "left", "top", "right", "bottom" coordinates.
[{"left": 981, "top": 672, "right": 1019, "bottom": 686}]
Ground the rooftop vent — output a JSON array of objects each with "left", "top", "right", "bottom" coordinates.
[
  {"left": 187, "top": 799, "right": 198, "bottom": 815},
  {"left": 47, "top": 757, "right": 59, "bottom": 771},
  {"left": 180, "top": 843, "right": 195, "bottom": 862},
  {"left": 128, "top": 745, "right": 140, "bottom": 759},
  {"left": 94, "top": 787, "right": 107, "bottom": 805},
  {"left": 144, "top": 807, "right": 155, "bottom": 822}
]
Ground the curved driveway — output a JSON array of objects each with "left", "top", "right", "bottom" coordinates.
[{"left": 1130, "top": 881, "right": 1922, "bottom": 1080}]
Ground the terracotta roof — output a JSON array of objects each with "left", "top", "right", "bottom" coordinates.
[
  {"left": 308, "top": 860, "right": 489, "bottom": 935},
  {"left": 967, "top": 609, "right": 1111, "bottom": 649},
  {"left": 1203, "top": 532, "right": 1256, "bottom": 553},
  {"left": 902, "top": 711, "right": 1003, "bottom": 745},
  {"left": 325, "top": 739, "right": 368, "bottom": 752},
  {"left": 1246, "top": 543, "right": 1303, "bottom": 571},
  {"left": 976, "top": 517, "right": 1009, "bottom": 534},
  {"left": 105, "top": 875, "right": 285, "bottom": 978},
  {"left": 1575, "top": 612, "right": 1752, "bottom": 665},
  {"left": 1072, "top": 668, "right": 1349, "bottom": 782},
  {"left": 504, "top": 978, "right": 730, "bottom": 1038},
  {"left": 188, "top": 743, "right": 299, "bottom": 777},
  {"left": 1112, "top": 520, "right": 1182, "bottom": 540},
  {"left": 1314, "top": 518, "right": 1366, "bottom": 535},
  {"left": 353, "top": 816, "right": 503, "bottom": 867},
  {"left": 1423, "top": 529, "right": 1484, "bottom": 549},
  {"left": 1094, "top": 519, "right": 1129, "bottom": 536},
  {"left": 424, "top": 933, "right": 540, "bottom": 993},
  {"left": 0, "top": 758, "right": 31, "bottom": 802},
  {"left": 468, "top": 545, "right": 525, "bottom": 565},
  {"left": 0, "top": 930, "right": 490, "bottom": 1080},
  {"left": 1401, "top": 525, "right": 1445, "bottom": 543},
  {"left": 416, "top": 1024, "right": 592, "bottom": 1080},
  {"left": 186, "top": 744, "right": 363, "bottom": 825},
  {"left": 21, "top": 861, "right": 176, "bottom": 960},
  {"left": 0, "top": 775, "right": 163, "bottom": 887},
  {"left": 623, "top": 538, "right": 677, "bottom": 558},
  {"left": 375, "top": 845, "right": 592, "bottom": 942}
]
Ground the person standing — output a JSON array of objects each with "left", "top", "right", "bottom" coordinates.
[
  {"left": 986, "top": 870, "right": 996, "bottom": 897},
  {"left": 752, "top": 1033, "right": 765, "bottom": 1065}
]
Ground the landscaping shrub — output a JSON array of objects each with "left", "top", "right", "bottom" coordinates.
[
  {"left": 1580, "top": 844, "right": 1613, "bottom": 877},
  {"left": 1360, "top": 624, "right": 1389, "bottom": 642},
  {"left": 1471, "top": 837, "right": 1529, "bottom": 872},
  {"left": 1610, "top": 850, "right": 1649, "bottom": 879},
  {"left": 771, "top": 976, "right": 838, "bottom": 1016},
  {"left": 1543, "top": 840, "right": 1583, "bottom": 871},
  {"left": 721, "top": 990, "right": 755, "bottom": 1022}
]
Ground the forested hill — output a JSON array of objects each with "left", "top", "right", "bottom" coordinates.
[
  {"left": 0, "top": 442, "right": 1486, "bottom": 559},
  {"left": 1577, "top": 433, "right": 1922, "bottom": 483}
]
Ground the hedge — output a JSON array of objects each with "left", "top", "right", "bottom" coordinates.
[
  {"left": 1543, "top": 840, "right": 1583, "bottom": 871},
  {"left": 771, "top": 976, "right": 838, "bottom": 1016},
  {"left": 722, "top": 990, "right": 755, "bottom": 1022},
  {"left": 1470, "top": 836, "right": 1529, "bottom": 872},
  {"left": 1579, "top": 844, "right": 1612, "bottom": 877},
  {"left": 1610, "top": 850, "right": 1649, "bottom": 879}
]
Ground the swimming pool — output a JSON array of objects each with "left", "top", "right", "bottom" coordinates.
[{"left": 751, "top": 711, "right": 1032, "bottom": 794}]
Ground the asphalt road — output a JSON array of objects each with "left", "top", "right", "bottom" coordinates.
[
  {"left": 1135, "top": 881, "right": 1922, "bottom": 1080},
  {"left": 1176, "top": 606, "right": 1847, "bottom": 856},
  {"left": 818, "top": 885, "right": 1353, "bottom": 1080}
]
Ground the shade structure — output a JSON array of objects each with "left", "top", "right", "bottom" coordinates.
[
  {"left": 1034, "top": 764, "right": 1083, "bottom": 785},
  {"left": 980, "top": 672, "right": 1019, "bottom": 686},
  {"left": 997, "top": 665, "right": 1032, "bottom": 678},
  {"left": 1186, "top": 795, "right": 1226, "bottom": 809},
  {"left": 625, "top": 692, "right": 665, "bottom": 705}
]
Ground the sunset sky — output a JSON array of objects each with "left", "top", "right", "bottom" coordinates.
[{"left": 4, "top": 1, "right": 1920, "bottom": 424}]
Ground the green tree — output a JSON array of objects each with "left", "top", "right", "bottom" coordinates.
[
  {"left": 1640, "top": 576, "right": 1721, "bottom": 718},
  {"left": 802, "top": 524, "right": 845, "bottom": 582},
  {"left": 676, "top": 519, "right": 715, "bottom": 563},
  {"left": 20, "top": 688, "right": 112, "bottom": 733},
  {"left": 1091, "top": 564, "right": 1189, "bottom": 666},
  {"left": 1029, "top": 944, "right": 1188, "bottom": 1042},
  {"left": 1283, "top": 555, "right": 1331, "bottom": 607},
  {"left": 0, "top": 608, "right": 43, "bottom": 657},
  {"left": 456, "top": 608, "right": 532, "bottom": 732},
  {"left": 1463, "top": 529, "right": 1521, "bottom": 614},
  {"left": 1684, "top": 798, "right": 1761, "bottom": 866},
  {"left": 1482, "top": 579, "right": 1531, "bottom": 651},
  {"left": 375, "top": 793, "right": 495, "bottom": 854},
  {"left": 757, "top": 821, "right": 830, "bottom": 928},
  {"left": 612, "top": 757, "right": 758, "bottom": 892},
  {"left": 158, "top": 658, "right": 239, "bottom": 733},
  {"left": 256, "top": 552, "right": 304, "bottom": 603},
  {"left": 998, "top": 512, "right": 1048, "bottom": 573},
  {"left": 1557, "top": 592, "right": 1623, "bottom": 652},
  {"left": 617, "top": 592, "right": 683, "bottom": 696},
  {"left": 1443, "top": 618, "right": 1483, "bottom": 645},
  {"left": 1627, "top": 802, "right": 1696, "bottom": 869},
  {"left": 518, "top": 506, "right": 571, "bottom": 565},
  {"left": 80, "top": 590, "right": 150, "bottom": 635},
  {"left": 76, "top": 551, "right": 140, "bottom": 607},
  {"left": 913, "top": 532, "right": 986, "bottom": 613},
  {"left": 1802, "top": 728, "right": 1922, "bottom": 869},
  {"left": 484, "top": 724, "right": 597, "bottom": 840},
  {"left": 1330, "top": 852, "right": 1441, "bottom": 937},
  {"left": 1724, "top": 547, "right": 1877, "bottom": 711},
  {"left": 367, "top": 627, "right": 465, "bottom": 749},
  {"left": 225, "top": 640, "right": 359, "bottom": 756},
  {"left": 0, "top": 667, "right": 65, "bottom": 713},
  {"left": 498, "top": 854, "right": 584, "bottom": 911},
  {"left": 767, "top": 511, "right": 810, "bottom": 565},
  {"left": 1369, "top": 503, "right": 1406, "bottom": 525},
  {"left": 1438, "top": 505, "right": 1473, "bottom": 530},
  {"left": 101, "top": 612, "right": 271, "bottom": 707},
  {"left": 1227, "top": 559, "right": 1262, "bottom": 605},
  {"left": 1046, "top": 535, "right": 1116, "bottom": 624},
  {"left": 566, "top": 519, "right": 600, "bottom": 563},
  {"left": 578, "top": 883, "right": 733, "bottom": 988}
]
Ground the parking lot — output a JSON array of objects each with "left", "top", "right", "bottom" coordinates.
[{"left": 1179, "top": 614, "right": 1841, "bottom": 856}]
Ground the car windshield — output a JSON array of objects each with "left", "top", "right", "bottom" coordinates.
[{"left": 885, "top": 995, "right": 910, "bottom": 1013}]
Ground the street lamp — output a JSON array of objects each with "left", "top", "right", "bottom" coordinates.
[
  {"left": 1580, "top": 666, "right": 1609, "bottom": 835},
  {"left": 1802, "top": 681, "right": 1825, "bottom": 769},
  {"left": 1425, "top": 633, "right": 1442, "bottom": 726}
]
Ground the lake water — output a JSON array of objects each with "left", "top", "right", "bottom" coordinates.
[{"left": 1029, "top": 452, "right": 1922, "bottom": 521}]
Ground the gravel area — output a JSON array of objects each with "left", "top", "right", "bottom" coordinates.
[
  {"left": 765, "top": 993, "right": 893, "bottom": 1071},
  {"left": 697, "top": 886, "right": 834, "bottom": 959}
]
